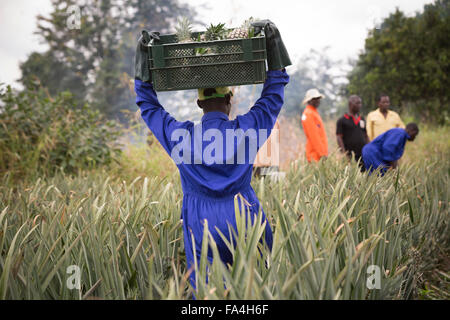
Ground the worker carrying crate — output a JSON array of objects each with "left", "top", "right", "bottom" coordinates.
[
  {"left": 135, "top": 19, "right": 291, "bottom": 91},
  {"left": 134, "top": 19, "right": 291, "bottom": 293}
]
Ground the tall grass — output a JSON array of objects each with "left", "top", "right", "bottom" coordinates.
[{"left": 0, "top": 137, "right": 448, "bottom": 299}]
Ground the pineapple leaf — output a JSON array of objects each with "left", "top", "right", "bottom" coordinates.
[
  {"left": 204, "top": 22, "right": 228, "bottom": 41},
  {"left": 175, "top": 17, "right": 193, "bottom": 43}
]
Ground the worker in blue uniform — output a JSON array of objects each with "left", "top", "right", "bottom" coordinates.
[
  {"left": 362, "top": 123, "right": 419, "bottom": 175},
  {"left": 134, "top": 21, "right": 291, "bottom": 290}
]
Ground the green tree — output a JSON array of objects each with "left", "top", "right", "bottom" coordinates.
[
  {"left": 20, "top": 51, "right": 87, "bottom": 102},
  {"left": 91, "top": 0, "right": 197, "bottom": 120},
  {"left": 346, "top": 0, "right": 450, "bottom": 123},
  {"left": 0, "top": 83, "right": 121, "bottom": 180},
  {"left": 20, "top": 0, "right": 196, "bottom": 121}
]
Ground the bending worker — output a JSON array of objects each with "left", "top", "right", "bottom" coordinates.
[
  {"left": 301, "top": 89, "right": 328, "bottom": 162},
  {"left": 134, "top": 21, "right": 291, "bottom": 289},
  {"left": 362, "top": 123, "right": 419, "bottom": 175}
]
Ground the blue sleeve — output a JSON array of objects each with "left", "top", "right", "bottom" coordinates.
[
  {"left": 134, "top": 80, "right": 193, "bottom": 155},
  {"left": 381, "top": 129, "right": 407, "bottom": 162},
  {"left": 236, "top": 69, "right": 289, "bottom": 134}
]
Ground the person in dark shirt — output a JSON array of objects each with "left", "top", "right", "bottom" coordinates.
[{"left": 336, "top": 95, "right": 369, "bottom": 166}]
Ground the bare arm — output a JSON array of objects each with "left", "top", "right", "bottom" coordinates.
[
  {"left": 336, "top": 118, "right": 346, "bottom": 154},
  {"left": 367, "top": 113, "right": 374, "bottom": 141},
  {"left": 336, "top": 134, "right": 346, "bottom": 153},
  {"left": 390, "top": 160, "right": 398, "bottom": 169}
]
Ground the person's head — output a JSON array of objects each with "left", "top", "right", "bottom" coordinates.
[
  {"left": 377, "top": 94, "right": 390, "bottom": 113},
  {"left": 405, "top": 122, "right": 419, "bottom": 141},
  {"left": 197, "top": 87, "right": 233, "bottom": 116},
  {"left": 303, "top": 88, "right": 324, "bottom": 109},
  {"left": 348, "top": 95, "right": 362, "bottom": 114},
  {"left": 309, "top": 97, "right": 321, "bottom": 108}
]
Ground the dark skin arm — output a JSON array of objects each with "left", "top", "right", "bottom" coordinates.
[
  {"left": 389, "top": 160, "right": 398, "bottom": 169},
  {"left": 336, "top": 134, "right": 346, "bottom": 153},
  {"left": 364, "top": 132, "right": 370, "bottom": 144}
]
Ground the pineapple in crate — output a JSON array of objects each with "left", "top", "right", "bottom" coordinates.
[
  {"left": 195, "top": 23, "right": 228, "bottom": 56},
  {"left": 227, "top": 17, "right": 258, "bottom": 39},
  {"left": 203, "top": 23, "right": 228, "bottom": 41},
  {"left": 173, "top": 17, "right": 196, "bottom": 83},
  {"left": 175, "top": 17, "right": 194, "bottom": 43},
  {"left": 224, "top": 18, "right": 259, "bottom": 56},
  {"left": 173, "top": 17, "right": 194, "bottom": 64}
]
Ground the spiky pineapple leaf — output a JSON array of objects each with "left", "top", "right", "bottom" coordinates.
[
  {"left": 204, "top": 23, "right": 228, "bottom": 41},
  {"left": 175, "top": 17, "right": 193, "bottom": 43}
]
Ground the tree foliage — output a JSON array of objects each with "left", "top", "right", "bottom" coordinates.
[
  {"left": 20, "top": 51, "right": 87, "bottom": 103},
  {"left": 0, "top": 84, "right": 121, "bottom": 179},
  {"left": 20, "top": 0, "right": 196, "bottom": 121},
  {"left": 346, "top": 0, "right": 450, "bottom": 123}
]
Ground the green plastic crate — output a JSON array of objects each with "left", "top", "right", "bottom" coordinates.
[{"left": 148, "top": 31, "right": 267, "bottom": 91}]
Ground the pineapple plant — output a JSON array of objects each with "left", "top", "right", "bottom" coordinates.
[
  {"left": 203, "top": 23, "right": 228, "bottom": 41},
  {"left": 175, "top": 17, "right": 193, "bottom": 43},
  {"left": 195, "top": 23, "right": 228, "bottom": 56},
  {"left": 175, "top": 17, "right": 194, "bottom": 67}
]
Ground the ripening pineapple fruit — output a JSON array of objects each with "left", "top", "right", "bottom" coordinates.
[
  {"left": 227, "top": 27, "right": 248, "bottom": 39},
  {"left": 226, "top": 17, "right": 258, "bottom": 39},
  {"left": 175, "top": 17, "right": 193, "bottom": 43}
]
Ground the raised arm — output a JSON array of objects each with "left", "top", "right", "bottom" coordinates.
[
  {"left": 135, "top": 80, "right": 192, "bottom": 155},
  {"left": 236, "top": 19, "right": 291, "bottom": 135},
  {"left": 236, "top": 69, "right": 289, "bottom": 133}
]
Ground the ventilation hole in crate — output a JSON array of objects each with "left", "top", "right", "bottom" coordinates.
[
  {"left": 165, "top": 54, "right": 242, "bottom": 67},
  {"left": 159, "top": 62, "right": 260, "bottom": 90}
]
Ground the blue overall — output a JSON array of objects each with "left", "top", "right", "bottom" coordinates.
[
  {"left": 134, "top": 70, "right": 290, "bottom": 287},
  {"left": 362, "top": 128, "right": 410, "bottom": 175}
]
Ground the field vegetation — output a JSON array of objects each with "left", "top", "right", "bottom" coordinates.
[{"left": 1, "top": 93, "right": 448, "bottom": 299}]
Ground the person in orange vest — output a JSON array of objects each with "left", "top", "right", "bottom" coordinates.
[{"left": 301, "top": 89, "right": 328, "bottom": 162}]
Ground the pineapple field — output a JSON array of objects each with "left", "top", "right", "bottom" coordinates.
[
  {"left": 0, "top": 121, "right": 448, "bottom": 300},
  {"left": 1, "top": 0, "right": 449, "bottom": 305}
]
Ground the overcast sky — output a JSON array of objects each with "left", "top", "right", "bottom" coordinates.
[{"left": 0, "top": 0, "right": 432, "bottom": 87}]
